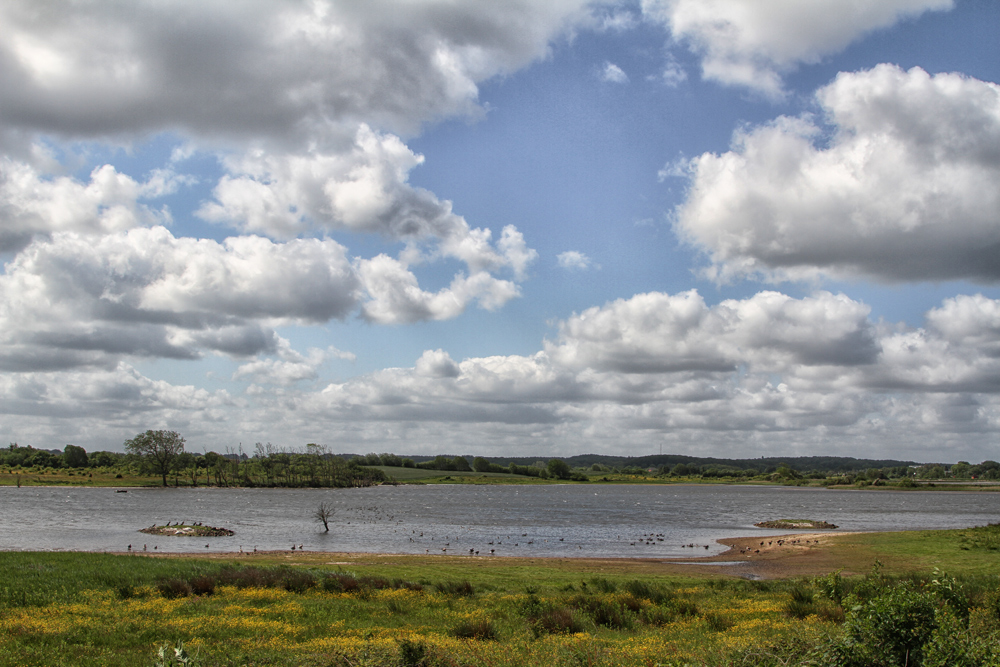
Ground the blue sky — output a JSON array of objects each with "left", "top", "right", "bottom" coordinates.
[{"left": 1, "top": 0, "right": 999, "bottom": 462}]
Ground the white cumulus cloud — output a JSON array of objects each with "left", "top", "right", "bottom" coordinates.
[
  {"left": 642, "top": 0, "right": 953, "bottom": 96},
  {"left": 674, "top": 65, "right": 1000, "bottom": 283},
  {"left": 600, "top": 62, "right": 629, "bottom": 84},
  {"left": 557, "top": 250, "right": 596, "bottom": 271}
]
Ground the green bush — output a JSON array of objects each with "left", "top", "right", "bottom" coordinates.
[
  {"left": 451, "top": 616, "right": 498, "bottom": 640},
  {"left": 157, "top": 578, "right": 192, "bottom": 599},
  {"left": 398, "top": 639, "right": 428, "bottom": 666},
  {"left": 837, "top": 584, "right": 938, "bottom": 666}
]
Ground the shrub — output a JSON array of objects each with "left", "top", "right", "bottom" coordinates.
[
  {"left": 815, "top": 570, "right": 845, "bottom": 605},
  {"left": 398, "top": 639, "right": 428, "bottom": 667},
  {"left": 217, "top": 567, "right": 276, "bottom": 588},
  {"left": 451, "top": 615, "right": 498, "bottom": 640},
  {"left": 157, "top": 578, "right": 192, "bottom": 599},
  {"left": 529, "top": 606, "right": 584, "bottom": 636},
  {"left": 572, "top": 595, "right": 634, "bottom": 630},
  {"left": 669, "top": 599, "right": 699, "bottom": 617},
  {"left": 839, "top": 583, "right": 938, "bottom": 666},
  {"left": 323, "top": 572, "right": 359, "bottom": 593},
  {"left": 189, "top": 575, "right": 216, "bottom": 596},
  {"left": 281, "top": 570, "right": 316, "bottom": 593},
  {"left": 359, "top": 576, "right": 391, "bottom": 590}
]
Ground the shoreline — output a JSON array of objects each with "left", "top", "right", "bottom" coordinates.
[{"left": 100, "top": 530, "right": 875, "bottom": 580}]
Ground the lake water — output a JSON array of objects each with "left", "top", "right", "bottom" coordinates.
[{"left": 2, "top": 484, "right": 998, "bottom": 558}]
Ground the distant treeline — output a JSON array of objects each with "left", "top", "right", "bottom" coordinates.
[
  {"left": 7, "top": 441, "right": 1000, "bottom": 484},
  {"left": 2, "top": 442, "right": 385, "bottom": 489},
  {"left": 350, "top": 452, "right": 588, "bottom": 480},
  {"left": 344, "top": 451, "right": 1000, "bottom": 481}
]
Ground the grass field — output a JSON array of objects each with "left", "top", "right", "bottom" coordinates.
[
  {"left": 0, "top": 468, "right": 161, "bottom": 487},
  {"left": 1, "top": 526, "right": 999, "bottom": 666}
]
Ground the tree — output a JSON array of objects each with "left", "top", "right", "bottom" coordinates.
[
  {"left": 124, "top": 430, "right": 185, "bottom": 486},
  {"left": 63, "top": 444, "right": 89, "bottom": 468},
  {"left": 473, "top": 456, "right": 491, "bottom": 473},
  {"left": 547, "top": 458, "right": 571, "bottom": 480},
  {"left": 314, "top": 502, "right": 334, "bottom": 532}
]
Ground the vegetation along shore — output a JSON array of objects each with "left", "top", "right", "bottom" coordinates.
[
  {"left": 3, "top": 437, "right": 999, "bottom": 490},
  {"left": 2, "top": 524, "right": 1000, "bottom": 666}
]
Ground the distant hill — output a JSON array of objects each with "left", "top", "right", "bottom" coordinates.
[{"left": 337, "top": 452, "right": 919, "bottom": 474}]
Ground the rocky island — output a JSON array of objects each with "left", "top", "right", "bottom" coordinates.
[
  {"left": 139, "top": 523, "right": 235, "bottom": 537},
  {"left": 754, "top": 519, "right": 838, "bottom": 530}
]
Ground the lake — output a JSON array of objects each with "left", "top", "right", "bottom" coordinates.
[{"left": 2, "top": 484, "right": 998, "bottom": 557}]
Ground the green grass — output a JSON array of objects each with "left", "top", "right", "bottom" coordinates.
[{"left": 4, "top": 526, "right": 1000, "bottom": 665}]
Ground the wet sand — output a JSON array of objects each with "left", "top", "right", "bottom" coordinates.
[{"left": 131, "top": 531, "right": 866, "bottom": 581}]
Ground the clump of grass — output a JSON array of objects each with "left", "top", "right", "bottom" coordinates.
[
  {"left": 623, "top": 579, "right": 673, "bottom": 605},
  {"left": 704, "top": 612, "right": 734, "bottom": 632},
  {"left": 640, "top": 605, "right": 675, "bottom": 626},
  {"left": 436, "top": 580, "right": 475, "bottom": 597},
  {"left": 958, "top": 523, "right": 1000, "bottom": 551},
  {"left": 398, "top": 639, "right": 428, "bottom": 666},
  {"left": 451, "top": 615, "right": 498, "bottom": 640},
  {"left": 588, "top": 577, "right": 617, "bottom": 593},
  {"left": 571, "top": 595, "right": 634, "bottom": 630},
  {"left": 116, "top": 584, "right": 137, "bottom": 600},
  {"left": 785, "top": 584, "right": 816, "bottom": 619}
]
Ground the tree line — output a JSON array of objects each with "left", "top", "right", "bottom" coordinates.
[{"left": 4, "top": 434, "right": 385, "bottom": 489}]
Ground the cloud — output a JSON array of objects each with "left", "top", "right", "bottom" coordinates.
[
  {"left": 198, "top": 124, "right": 537, "bottom": 298},
  {"left": 0, "top": 159, "right": 183, "bottom": 252},
  {"left": 0, "top": 0, "right": 595, "bottom": 148},
  {"left": 673, "top": 65, "right": 1000, "bottom": 283},
  {"left": 545, "top": 290, "right": 880, "bottom": 373},
  {"left": 600, "top": 62, "right": 629, "bottom": 84},
  {"left": 356, "top": 254, "right": 520, "bottom": 325},
  {"left": 233, "top": 337, "right": 352, "bottom": 385},
  {"left": 6, "top": 290, "right": 1000, "bottom": 459},
  {"left": 0, "top": 224, "right": 533, "bottom": 370},
  {"left": 415, "top": 349, "right": 461, "bottom": 378},
  {"left": 557, "top": 250, "right": 596, "bottom": 271},
  {"left": 0, "top": 227, "right": 357, "bottom": 370},
  {"left": 642, "top": 0, "right": 953, "bottom": 96},
  {"left": 272, "top": 289, "right": 1000, "bottom": 458},
  {"left": 659, "top": 54, "right": 687, "bottom": 87}
]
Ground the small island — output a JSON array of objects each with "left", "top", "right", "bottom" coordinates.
[
  {"left": 754, "top": 519, "right": 838, "bottom": 530},
  {"left": 139, "top": 523, "right": 234, "bottom": 537}
]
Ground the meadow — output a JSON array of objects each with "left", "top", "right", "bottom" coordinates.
[{"left": 1, "top": 526, "right": 999, "bottom": 666}]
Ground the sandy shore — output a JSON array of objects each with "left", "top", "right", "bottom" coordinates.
[{"left": 124, "top": 531, "right": 865, "bottom": 581}]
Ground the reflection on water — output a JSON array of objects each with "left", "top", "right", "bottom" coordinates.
[{"left": 1, "top": 484, "right": 998, "bottom": 558}]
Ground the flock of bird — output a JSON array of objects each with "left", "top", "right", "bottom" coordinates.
[{"left": 131, "top": 505, "right": 793, "bottom": 557}]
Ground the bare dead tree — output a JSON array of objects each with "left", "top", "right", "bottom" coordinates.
[{"left": 314, "top": 502, "right": 334, "bottom": 532}]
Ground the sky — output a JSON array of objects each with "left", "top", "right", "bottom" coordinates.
[{"left": 1, "top": 0, "right": 999, "bottom": 462}]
